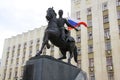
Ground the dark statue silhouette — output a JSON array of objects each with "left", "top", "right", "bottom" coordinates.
[
  {"left": 57, "top": 9, "right": 78, "bottom": 42},
  {"left": 36, "top": 7, "right": 79, "bottom": 63}
]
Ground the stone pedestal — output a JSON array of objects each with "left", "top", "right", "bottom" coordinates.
[{"left": 23, "top": 55, "right": 87, "bottom": 80}]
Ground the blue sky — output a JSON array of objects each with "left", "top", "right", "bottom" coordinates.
[{"left": 0, "top": 0, "right": 71, "bottom": 59}]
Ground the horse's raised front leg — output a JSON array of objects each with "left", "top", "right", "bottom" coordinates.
[{"left": 36, "top": 32, "right": 49, "bottom": 56}]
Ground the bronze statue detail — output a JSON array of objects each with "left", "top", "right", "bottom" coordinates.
[
  {"left": 36, "top": 7, "right": 78, "bottom": 63},
  {"left": 57, "top": 9, "right": 78, "bottom": 42}
]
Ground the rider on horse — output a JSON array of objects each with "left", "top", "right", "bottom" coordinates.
[
  {"left": 36, "top": 8, "right": 78, "bottom": 63},
  {"left": 57, "top": 9, "right": 78, "bottom": 42},
  {"left": 46, "top": 9, "right": 78, "bottom": 48}
]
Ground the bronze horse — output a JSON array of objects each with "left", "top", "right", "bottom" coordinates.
[{"left": 36, "top": 8, "right": 78, "bottom": 63}]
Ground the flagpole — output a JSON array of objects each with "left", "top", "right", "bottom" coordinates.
[{"left": 67, "top": 12, "right": 70, "bottom": 19}]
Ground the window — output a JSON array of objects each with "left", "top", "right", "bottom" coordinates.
[
  {"left": 36, "top": 43, "right": 39, "bottom": 52},
  {"left": 6, "top": 59, "right": 8, "bottom": 65},
  {"left": 29, "top": 50, "right": 32, "bottom": 55},
  {"left": 89, "top": 72, "right": 95, "bottom": 80},
  {"left": 102, "top": 2, "right": 108, "bottom": 11},
  {"left": 24, "top": 42, "right": 27, "bottom": 48},
  {"left": 16, "top": 58, "right": 19, "bottom": 65},
  {"left": 9, "top": 71, "right": 12, "bottom": 79},
  {"left": 36, "top": 49, "right": 39, "bottom": 53},
  {"left": 116, "top": 0, "right": 120, "bottom": 6},
  {"left": 89, "top": 58, "right": 94, "bottom": 67},
  {"left": 17, "top": 44, "right": 21, "bottom": 57},
  {"left": 15, "top": 67, "right": 18, "bottom": 79},
  {"left": 87, "top": 7, "right": 92, "bottom": 15},
  {"left": 36, "top": 39, "right": 40, "bottom": 43},
  {"left": 87, "top": 19, "right": 92, "bottom": 27},
  {"left": 76, "top": 11, "right": 80, "bottom": 20},
  {"left": 105, "top": 42, "right": 111, "bottom": 50},
  {"left": 3, "top": 69, "right": 6, "bottom": 80},
  {"left": 30, "top": 40, "right": 33, "bottom": 46},
  {"left": 6, "top": 49, "right": 10, "bottom": 60},
  {"left": 18, "top": 44, "right": 21, "bottom": 48},
  {"left": 29, "top": 45, "right": 32, "bottom": 56},
  {"left": 103, "top": 15, "right": 109, "bottom": 23},
  {"left": 119, "top": 25, "right": 120, "bottom": 34},
  {"left": 77, "top": 47, "right": 81, "bottom": 54},
  {"left": 6, "top": 52, "right": 9, "bottom": 59},
  {"left": 108, "top": 72, "right": 114, "bottom": 80},
  {"left": 77, "top": 60, "right": 81, "bottom": 68},
  {"left": 17, "top": 49, "right": 20, "bottom": 57},
  {"left": 104, "top": 28, "right": 110, "bottom": 39},
  {"left": 22, "top": 57, "right": 25, "bottom": 64},
  {"left": 15, "top": 71, "right": 18, "bottom": 78},
  {"left": 21, "top": 67, "right": 24, "bottom": 77},
  {"left": 7, "top": 47, "right": 10, "bottom": 51},
  {"left": 23, "top": 50, "right": 26, "bottom": 58},
  {"left": 106, "top": 56, "right": 113, "bottom": 66},
  {"left": 22, "top": 51, "right": 26, "bottom": 63},
  {"left": 88, "top": 31, "right": 93, "bottom": 40},
  {"left": 76, "top": 35, "right": 81, "bottom": 42},
  {"left": 117, "top": 10, "right": 120, "bottom": 19},
  {"left": 13, "top": 45, "right": 15, "bottom": 49},
  {"left": 12, "top": 46, "right": 15, "bottom": 57},
  {"left": 88, "top": 45, "right": 93, "bottom": 53},
  {"left": 11, "top": 59, "right": 13, "bottom": 64},
  {"left": 12, "top": 45, "right": 15, "bottom": 52}
]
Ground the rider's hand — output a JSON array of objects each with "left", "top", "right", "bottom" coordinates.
[{"left": 74, "top": 28, "right": 79, "bottom": 31}]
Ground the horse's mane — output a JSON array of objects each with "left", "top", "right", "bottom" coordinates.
[{"left": 48, "top": 7, "right": 57, "bottom": 17}]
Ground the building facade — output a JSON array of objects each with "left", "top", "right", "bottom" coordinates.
[
  {"left": 0, "top": 26, "right": 62, "bottom": 80},
  {"left": 71, "top": 0, "right": 120, "bottom": 80}
]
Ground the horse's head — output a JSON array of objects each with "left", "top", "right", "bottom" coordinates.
[{"left": 46, "top": 7, "right": 57, "bottom": 21}]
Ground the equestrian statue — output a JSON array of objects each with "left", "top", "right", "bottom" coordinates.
[{"left": 36, "top": 7, "right": 79, "bottom": 63}]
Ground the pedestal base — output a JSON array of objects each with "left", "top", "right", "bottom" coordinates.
[{"left": 23, "top": 55, "right": 87, "bottom": 80}]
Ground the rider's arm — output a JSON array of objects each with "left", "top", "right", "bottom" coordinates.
[
  {"left": 64, "top": 19, "right": 78, "bottom": 31},
  {"left": 64, "top": 18, "right": 75, "bottom": 28}
]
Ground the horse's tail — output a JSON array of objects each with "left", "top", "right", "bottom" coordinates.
[{"left": 73, "top": 46, "right": 78, "bottom": 63}]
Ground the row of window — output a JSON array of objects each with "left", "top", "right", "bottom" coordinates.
[
  {"left": 77, "top": 56, "right": 114, "bottom": 80},
  {"left": 6, "top": 44, "right": 55, "bottom": 66},
  {"left": 3, "top": 66, "right": 24, "bottom": 80},
  {"left": 6, "top": 39, "right": 40, "bottom": 58},
  {"left": 77, "top": 41, "right": 111, "bottom": 54},
  {"left": 75, "top": 0, "right": 120, "bottom": 21},
  {"left": 7, "top": 39, "right": 40, "bottom": 52}
]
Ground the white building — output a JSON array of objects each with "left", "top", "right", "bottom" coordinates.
[
  {"left": 71, "top": 0, "right": 120, "bottom": 80},
  {"left": 0, "top": 26, "right": 63, "bottom": 80}
]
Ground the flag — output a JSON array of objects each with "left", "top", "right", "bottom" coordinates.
[{"left": 67, "top": 18, "right": 87, "bottom": 30}]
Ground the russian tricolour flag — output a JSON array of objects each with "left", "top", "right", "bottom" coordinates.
[{"left": 67, "top": 18, "right": 87, "bottom": 30}]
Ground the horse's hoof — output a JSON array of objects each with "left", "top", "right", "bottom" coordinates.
[
  {"left": 68, "top": 61, "right": 71, "bottom": 64},
  {"left": 57, "top": 58, "right": 61, "bottom": 60},
  {"left": 68, "top": 59, "right": 71, "bottom": 64},
  {"left": 35, "top": 53, "right": 40, "bottom": 57},
  {"left": 35, "top": 51, "right": 42, "bottom": 57},
  {"left": 58, "top": 56, "right": 66, "bottom": 60}
]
